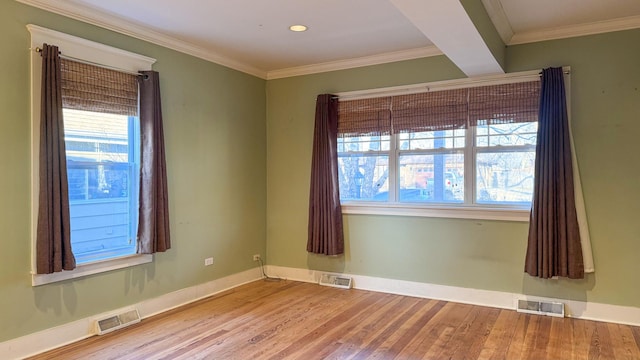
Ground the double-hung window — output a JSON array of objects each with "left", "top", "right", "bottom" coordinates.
[
  {"left": 61, "top": 59, "right": 141, "bottom": 264},
  {"left": 29, "top": 25, "right": 156, "bottom": 285},
  {"left": 337, "top": 77, "right": 540, "bottom": 219}
]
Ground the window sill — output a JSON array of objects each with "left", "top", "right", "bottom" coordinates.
[
  {"left": 32, "top": 254, "right": 153, "bottom": 286},
  {"left": 341, "top": 203, "right": 530, "bottom": 222}
]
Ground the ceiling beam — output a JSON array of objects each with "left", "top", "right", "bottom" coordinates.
[{"left": 390, "top": 0, "right": 505, "bottom": 77}]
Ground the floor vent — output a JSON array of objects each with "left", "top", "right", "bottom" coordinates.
[
  {"left": 96, "top": 309, "right": 141, "bottom": 335},
  {"left": 516, "top": 299, "right": 565, "bottom": 318},
  {"left": 319, "top": 273, "right": 352, "bottom": 289}
]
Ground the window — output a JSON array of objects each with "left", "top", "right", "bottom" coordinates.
[
  {"left": 61, "top": 59, "right": 141, "bottom": 264},
  {"left": 64, "top": 110, "right": 140, "bottom": 263},
  {"left": 475, "top": 121, "right": 537, "bottom": 205},
  {"left": 337, "top": 77, "right": 540, "bottom": 219},
  {"left": 29, "top": 25, "right": 156, "bottom": 285}
]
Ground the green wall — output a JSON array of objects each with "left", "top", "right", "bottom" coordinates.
[
  {"left": 0, "top": 2, "right": 266, "bottom": 342},
  {"left": 266, "top": 29, "right": 640, "bottom": 307}
]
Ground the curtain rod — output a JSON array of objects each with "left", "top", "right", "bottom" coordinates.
[
  {"left": 33, "top": 47, "right": 147, "bottom": 78},
  {"left": 331, "top": 67, "right": 571, "bottom": 101}
]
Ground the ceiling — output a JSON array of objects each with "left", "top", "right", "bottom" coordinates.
[{"left": 18, "top": 0, "right": 640, "bottom": 79}]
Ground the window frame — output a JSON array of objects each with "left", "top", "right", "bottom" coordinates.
[
  {"left": 63, "top": 110, "right": 140, "bottom": 264},
  {"left": 337, "top": 70, "right": 554, "bottom": 222},
  {"left": 473, "top": 124, "right": 537, "bottom": 207},
  {"left": 28, "top": 25, "right": 156, "bottom": 286}
]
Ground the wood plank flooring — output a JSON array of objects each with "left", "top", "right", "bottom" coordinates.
[{"left": 28, "top": 280, "right": 640, "bottom": 359}]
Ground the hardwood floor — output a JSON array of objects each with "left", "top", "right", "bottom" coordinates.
[{"left": 29, "top": 280, "right": 640, "bottom": 359}]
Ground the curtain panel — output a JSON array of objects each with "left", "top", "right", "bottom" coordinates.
[
  {"left": 36, "top": 44, "right": 76, "bottom": 274},
  {"left": 525, "top": 67, "right": 584, "bottom": 279},
  {"left": 137, "top": 71, "right": 171, "bottom": 254},
  {"left": 307, "top": 94, "right": 344, "bottom": 255}
]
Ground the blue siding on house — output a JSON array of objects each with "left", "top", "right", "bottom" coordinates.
[{"left": 69, "top": 199, "right": 136, "bottom": 263}]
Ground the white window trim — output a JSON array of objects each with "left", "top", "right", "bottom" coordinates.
[
  {"left": 334, "top": 69, "right": 546, "bottom": 101},
  {"left": 31, "top": 255, "right": 153, "bottom": 286},
  {"left": 342, "top": 203, "right": 530, "bottom": 221},
  {"left": 336, "top": 68, "right": 571, "bottom": 222},
  {"left": 28, "top": 25, "right": 156, "bottom": 286}
]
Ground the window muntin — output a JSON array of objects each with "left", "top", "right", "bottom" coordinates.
[
  {"left": 398, "top": 129, "right": 466, "bottom": 150},
  {"left": 475, "top": 121, "right": 537, "bottom": 147}
]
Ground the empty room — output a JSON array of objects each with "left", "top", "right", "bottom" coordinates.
[{"left": 1, "top": 0, "right": 639, "bottom": 359}]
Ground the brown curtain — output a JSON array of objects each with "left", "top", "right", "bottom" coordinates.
[
  {"left": 137, "top": 71, "right": 171, "bottom": 254},
  {"left": 36, "top": 44, "right": 76, "bottom": 274},
  {"left": 525, "top": 67, "right": 584, "bottom": 279},
  {"left": 307, "top": 94, "right": 344, "bottom": 255}
]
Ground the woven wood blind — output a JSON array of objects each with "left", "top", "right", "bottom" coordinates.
[
  {"left": 469, "top": 81, "right": 540, "bottom": 126},
  {"left": 61, "top": 59, "right": 139, "bottom": 116},
  {"left": 392, "top": 89, "right": 468, "bottom": 133},
  {"left": 337, "top": 80, "right": 540, "bottom": 137},
  {"left": 337, "top": 97, "right": 391, "bottom": 138}
]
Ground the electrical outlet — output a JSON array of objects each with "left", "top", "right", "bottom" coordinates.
[
  {"left": 253, "top": 254, "right": 261, "bottom": 261},
  {"left": 204, "top": 257, "right": 213, "bottom": 266}
]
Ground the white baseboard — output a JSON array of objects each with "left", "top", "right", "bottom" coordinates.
[
  {"left": 266, "top": 265, "right": 640, "bottom": 327},
  {"left": 5, "top": 265, "right": 640, "bottom": 359},
  {"left": 1, "top": 267, "right": 262, "bottom": 360}
]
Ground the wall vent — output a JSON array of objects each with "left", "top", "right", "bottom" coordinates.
[
  {"left": 319, "top": 273, "right": 352, "bottom": 289},
  {"left": 516, "top": 299, "right": 564, "bottom": 318},
  {"left": 95, "top": 309, "right": 141, "bottom": 335}
]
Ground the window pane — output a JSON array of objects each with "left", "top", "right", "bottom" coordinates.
[
  {"left": 67, "top": 163, "right": 130, "bottom": 200},
  {"left": 64, "top": 109, "right": 138, "bottom": 263},
  {"left": 399, "top": 153, "right": 464, "bottom": 203},
  {"left": 338, "top": 135, "right": 390, "bottom": 153},
  {"left": 338, "top": 155, "right": 389, "bottom": 201},
  {"left": 476, "top": 122, "right": 537, "bottom": 147},
  {"left": 476, "top": 151, "right": 535, "bottom": 204},
  {"left": 399, "top": 129, "right": 465, "bottom": 150}
]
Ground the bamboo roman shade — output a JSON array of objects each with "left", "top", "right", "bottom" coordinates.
[
  {"left": 337, "top": 97, "right": 391, "bottom": 137},
  {"left": 469, "top": 81, "right": 540, "bottom": 126},
  {"left": 60, "top": 59, "right": 139, "bottom": 116},
  {"left": 338, "top": 80, "right": 541, "bottom": 136},
  {"left": 392, "top": 88, "right": 469, "bottom": 134}
]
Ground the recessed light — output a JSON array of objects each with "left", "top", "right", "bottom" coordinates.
[{"left": 289, "top": 24, "right": 308, "bottom": 32}]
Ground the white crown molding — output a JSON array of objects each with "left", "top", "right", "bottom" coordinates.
[
  {"left": 266, "top": 46, "right": 443, "bottom": 80},
  {"left": 16, "top": 0, "right": 268, "bottom": 79},
  {"left": 0, "top": 267, "right": 263, "bottom": 359},
  {"left": 17, "top": 0, "right": 640, "bottom": 80},
  {"left": 481, "top": 0, "right": 514, "bottom": 44},
  {"left": 17, "top": 0, "right": 441, "bottom": 80},
  {"left": 509, "top": 14, "right": 640, "bottom": 45}
]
